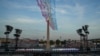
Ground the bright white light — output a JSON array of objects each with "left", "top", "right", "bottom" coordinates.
[{"left": 52, "top": 48, "right": 79, "bottom": 51}]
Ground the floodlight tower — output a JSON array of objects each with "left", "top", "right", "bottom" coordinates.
[
  {"left": 76, "top": 29, "right": 85, "bottom": 51},
  {"left": 14, "top": 29, "right": 22, "bottom": 50},
  {"left": 4, "top": 25, "right": 13, "bottom": 51},
  {"left": 82, "top": 25, "right": 90, "bottom": 51}
]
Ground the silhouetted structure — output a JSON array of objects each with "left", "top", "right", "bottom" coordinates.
[
  {"left": 82, "top": 25, "right": 90, "bottom": 51},
  {"left": 4, "top": 25, "right": 13, "bottom": 51},
  {"left": 76, "top": 29, "right": 85, "bottom": 51},
  {"left": 14, "top": 29, "right": 22, "bottom": 50},
  {"left": 76, "top": 25, "right": 90, "bottom": 51}
]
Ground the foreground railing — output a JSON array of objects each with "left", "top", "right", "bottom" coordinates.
[{"left": 0, "top": 50, "right": 100, "bottom": 56}]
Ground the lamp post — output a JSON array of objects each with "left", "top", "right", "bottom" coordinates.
[
  {"left": 14, "top": 29, "right": 22, "bottom": 50},
  {"left": 4, "top": 25, "right": 13, "bottom": 51}
]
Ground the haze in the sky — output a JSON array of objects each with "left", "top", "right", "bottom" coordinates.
[{"left": 0, "top": 0, "right": 100, "bottom": 40}]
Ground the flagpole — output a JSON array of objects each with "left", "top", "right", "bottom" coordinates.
[{"left": 46, "top": 19, "right": 50, "bottom": 50}]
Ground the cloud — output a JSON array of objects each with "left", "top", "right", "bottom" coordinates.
[
  {"left": 15, "top": 18, "right": 44, "bottom": 24},
  {"left": 56, "top": 8, "right": 69, "bottom": 14},
  {"left": 13, "top": 4, "right": 39, "bottom": 12},
  {"left": 55, "top": 3, "right": 85, "bottom": 28},
  {"left": 96, "top": 12, "right": 100, "bottom": 14},
  {"left": 3, "top": 0, "right": 85, "bottom": 19},
  {"left": 0, "top": 17, "right": 44, "bottom": 25},
  {"left": 74, "top": 3, "right": 85, "bottom": 20},
  {"left": 1, "top": 0, "right": 39, "bottom": 12},
  {"left": 0, "top": 16, "right": 46, "bottom": 38},
  {"left": 87, "top": 19, "right": 100, "bottom": 30},
  {"left": 56, "top": 5, "right": 72, "bottom": 15},
  {"left": 56, "top": 3, "right": 85, "bottom": 20}
]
